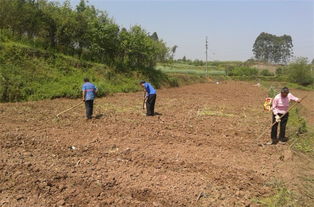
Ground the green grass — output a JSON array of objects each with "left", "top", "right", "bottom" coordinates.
[
  {"left": 156, "top": 64, "right": 225, "bottom": 75},
  {"left": 288, "top": 107, "right": 314, "bottom": 155},
  {"left": 254, "top": 180, "right": 296, "bottom": 207},
  {"left": 0, "top": 41, "right": 212, "bottom": 102},
  {"left": 297, "top": 175, "right": 314, "bottom": 207},
  {"left": 2, "top": 41, "right": 205, "bottom": 102},
  {"left": 260, "top": 80, "right": 314, "bottom": 93},
  {"left": 280, "top": 105, "right": 313, "bottom": 206},
  {"left": 0, "top": 41, "right": 139, "bottom": 102}
]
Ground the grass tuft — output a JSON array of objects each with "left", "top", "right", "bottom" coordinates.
[
  {"left": 197, "top": 107, "right": 235, "bottom": 117},
  {"left": 253, "top": 180, "right": 296, "bottom": 207}
]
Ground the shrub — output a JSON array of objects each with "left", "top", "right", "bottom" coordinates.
[
  {"left": 275, "top": 67, "right": 284, "bottom": 76},
  {"left": 227, "top": 66, "right": 258, "bottom": 76},
  {"left": 260, "top": 69, "right": 274, "bottom": 76},
  {"left": 287, "top": 57, "right": 314, "bottom": 86}
]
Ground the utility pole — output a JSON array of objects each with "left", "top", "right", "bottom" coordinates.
[{"left": 205, "top": 36, "right": 208, "bottom": 77}]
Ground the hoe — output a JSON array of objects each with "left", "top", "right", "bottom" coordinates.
[{"left": 56, "top": 102, "right": 83, "bottom": 118}]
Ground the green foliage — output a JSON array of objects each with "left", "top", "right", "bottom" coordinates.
[
  {"left": 288, "top": 106, "right": 314, "bottom": 155},
  {"left": 288, "top": 107, "right": 307, "bottom": 134},
  {"left": 287, "top": 57, "right": 314, "bottom": 86},
  {"left": 260, "top": 69, "right": 274, "bottom": 76},
  {"left": 157, "top": 67, "right": 224, "bottom": 76},
  {"left": 166, "top": 74, "right": 208, "bottom": 87},
  {"left": 157, "top": 63, "right": 225, "bottom": 76},
  {"left": 0, "top": 0, "right": 169, "bottom": 72},
  {"left": 0, "top": 41, "right": 201, "bottom": 102},
  {"left": 0, "top": 42, "right": 156, "bottom": 102},
  {"left": 227, "top": 66, "right": 258, "bottom": 76},
  {"left": 294, "top": 136, "right": 314, "bottom": 153},
  {"left": 0, "top": 0, "right": 177, "bottom": 102},
  {"left": 254, "top": 181, "right": 296, "bottom": 207},
  {"left": 253, "top": 32, "right": 293, "bottom": 64},
  {"left": 275, "top": 67, "right": 284, "bottom": 76},
  {"left": 267, "top": 87, "right": 278, "bottom": 98}
]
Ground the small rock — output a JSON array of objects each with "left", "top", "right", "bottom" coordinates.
[
  {"left": 16, "top": 196, "right": 24, "bottom": 201},
  {"left": 153, "top": 201, "right": 161, "bottom": 206},
  {"left": 57, "top": 199, "right": 65, "bottom": 206}
]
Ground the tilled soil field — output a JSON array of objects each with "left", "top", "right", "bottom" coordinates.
[{"left": 1, "top": 81, "right": 313, "bottom": 207}]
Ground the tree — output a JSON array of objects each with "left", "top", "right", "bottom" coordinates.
[
  {"left": 170, "top": 45, "right": 178, "bottom": 60},
  {"left": 0, "top": 0, "right": 169, "bottom": 71},
  {"left": 150, "top": 32, "right": 158, "bottom": 41},
  {"left": 252, "top": 32, "right": 293, "bottom": 64}
]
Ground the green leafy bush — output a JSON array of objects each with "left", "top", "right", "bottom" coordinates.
[
  {"left": 260, "top": 69, "right": 274, "bottom": 76},
  {"left": 275, "top": 67, "right": 284, "bottom": 76},
  {"left": 287, "top": 58, "right": 314, "bottom": 86},
  {"left": 0, "top": 42, "right": 187, "bottom": 102},
  {"left": 227, "top": 66, "right": 258, "bottom": 76}
]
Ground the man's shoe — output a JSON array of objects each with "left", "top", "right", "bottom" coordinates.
[
  {"left": 279, "top": 138, "right": 288, "bottom": 142},
  {"left": 266, "top": 139, "right": 278, "bottom": 145}
]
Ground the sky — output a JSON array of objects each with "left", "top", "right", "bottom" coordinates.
[{"left": 57, "top": 0, "right": 314, "bottom": 61}]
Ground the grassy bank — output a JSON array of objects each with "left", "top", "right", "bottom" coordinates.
[
  {"left": 288, "top": 106, "right": 314, "bottom": 206},
  {"left": 0, "top": 41, "right": 137, "bottom": 102},
  {"left": 0, "top": 41, "right": 207, "bottom": 102}
]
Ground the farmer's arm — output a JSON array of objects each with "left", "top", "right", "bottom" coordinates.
[
  {"left": 288, "top": 93, "right": 300, "bottom": 103},
  {"left": 143, "top": 91, "right": 148, "bottom": 103}
]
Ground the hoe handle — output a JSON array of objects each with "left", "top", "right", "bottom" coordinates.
[{"left": 56, "top": 102, "right": 83, "bottom": 117}]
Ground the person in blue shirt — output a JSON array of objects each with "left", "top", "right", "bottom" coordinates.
[
  {"left": 82, "top": 78, "right": 97, "bottom": 119},
  {"left": 140, "top": 80, "right": 156, "bottom": 116}
]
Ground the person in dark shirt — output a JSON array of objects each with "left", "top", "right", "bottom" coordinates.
[{"left": 140, "top": 81, "right": 156, "bottom": 116}]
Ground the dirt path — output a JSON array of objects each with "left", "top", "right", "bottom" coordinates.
[{"left": 0, "top": 81, "right": 312, "bottom": 207}]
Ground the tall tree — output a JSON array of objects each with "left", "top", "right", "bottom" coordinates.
[
  {"left": 171, "top": 45, "right": 178, "bottom": 60},
  {"left": 0, "top": 0, "right": 169, "bottom": 70},
  {"left": 252, "top": 32, "right": 293, "bottom": 64},
  {"left": 150, "top": 32, "right": 159, "bottom": 41}
]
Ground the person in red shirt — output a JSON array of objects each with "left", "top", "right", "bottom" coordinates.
[{"left": 270, "top": 87, "right": 300, "bottom": 144}]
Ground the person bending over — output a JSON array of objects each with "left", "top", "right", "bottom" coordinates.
[{"left": 140, "top": 81, "right": 157, "bottom": 116}]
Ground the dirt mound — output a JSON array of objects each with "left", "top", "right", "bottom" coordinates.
[{"left": 0, "top": 81, "right": 311, "bottom": 206}]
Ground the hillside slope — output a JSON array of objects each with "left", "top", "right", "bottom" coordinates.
[{"left": 0, "top": 40, "right": 175, "bottom": 102}]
